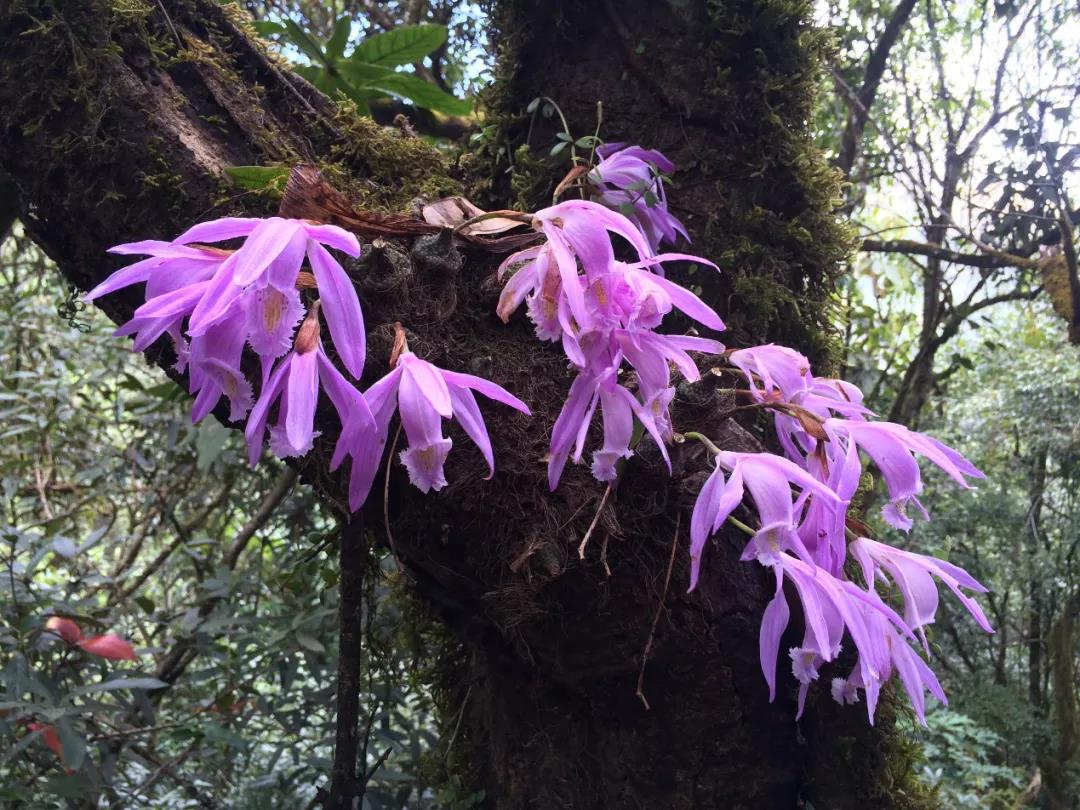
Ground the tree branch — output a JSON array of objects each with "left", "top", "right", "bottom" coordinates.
[
  {"left": 223, "top": 467, "right": 298, "bottom": 569},
  {"left": 369, "top": 97, "right": 472, "bottom": 140},
  {"left": 834, "top": 0, "right": 917, "bottom": 176},
  {"left": 860, "top": 238, "right": 1039, "bottom": 269},
  {"left": 155, "top": 467, "right": 298, "bottom": 685}
]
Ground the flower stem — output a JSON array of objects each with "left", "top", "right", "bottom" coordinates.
[
  {"left": 683, "top": 431, "right": 722, "bottom": 456},
  {"left": 726, "top": 515, "right": 756, "bottom": 537}
]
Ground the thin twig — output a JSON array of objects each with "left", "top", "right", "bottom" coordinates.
[
  {"left": 224, "top": 467, "right": 298, "bottom": 570},
  {"left": 363, "top": 746, "right": 393, "bottom": 784},
  {"left": 636, "top": 515, "right": 681, "bottom": 711},
  {"left": 578, "top": 485, "right": 612, "bottom": 560},
  {"left": 383, "top": 423, "right": 403, "bottom": 571},
  {"left": 153, "top": 0, "right": 184, "bottom": 49},
  {"left": 443, "top": 685, "right": 473, "bottom": 766},
  {"left": 88, "top": 721, "right": 187, "bottom": 742}
]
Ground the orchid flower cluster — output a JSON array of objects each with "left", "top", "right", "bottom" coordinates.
[
  {"left": 586, "top": 143, "right": 689, "bottom": 253},
  {"left": 688, "top": 346, "right": 992, "bottom": 723},
  {"left": 88, "top": 218, "right": 529, "bottom": 509},
  {"left": 89, "top": 140, "right": 991, "bottom": 727},
  {"left": 498, "top": 149, "right": 722, "bottom": 489},
  {"left": 499, "top": 145, "right": 992, "bottom": 724}
]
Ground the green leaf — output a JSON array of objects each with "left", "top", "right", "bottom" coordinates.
[
  {"left": 195, "top": 419, "right": 230, "bottom": 471},
  {"left": 282, "top": 18, "right": 328, "bottom": 66},
  {"left": 315, "top": 66, "right": 375, "bottom": 114},
  {"left": 351, "top": 24, "right": 447, "bottom": 67},
  {"left": 224, "top": 165, "right": 290, "bottom": 192},
  {"left": 52, "top": 536, "right": 77, "bottom": 558},
  {"left": 337, "top": 61, "right": 397, "bottom": 85},
  {"left": 295, "top": 631, "right": 326, "bottom": 654},
  {"left": 251, "top": 20, "right": 286, "bottom": 37},
  {"left": 361, "top": 72, "right": 471, "bottom": 116},
  {"left": 325, "top": 16, "right": 353, "bottom": 61},
  {"left": 55, "top": 718, "right": 86, "bottom": 771}
]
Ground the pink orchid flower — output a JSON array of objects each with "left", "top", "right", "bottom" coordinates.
[{"left": 333, "top": 351, "right": 530, "bottom": 503}]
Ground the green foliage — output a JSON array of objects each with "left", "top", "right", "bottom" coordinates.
[
  {"left": 224, "top": 165, "right": 291, "bottom": 193},
  {"left": 352, "top": 24, "right": 448, "bottom": 67},
  {"left": 264, "top": 16, "right": 471, "bottom": 117},
  {"left": 0, "top": 233, "right": 443, "bottom": 806},
  {"left": 918, "top": 709, "right": 1025, "bottom": 808},
  {"left": 873, "top": 304, "right": 1080, "bottom": 802}
]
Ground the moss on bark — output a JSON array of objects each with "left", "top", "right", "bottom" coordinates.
[{"left": 486, "top": 0, "right": 852, "bottom": 371}]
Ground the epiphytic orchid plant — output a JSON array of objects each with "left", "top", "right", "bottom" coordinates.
[
  {"left": 91, "top": 139, "right": 991, "bottom": 728},
  {"left": 89, "top": 213, "right": 529, "bottom": 501}
]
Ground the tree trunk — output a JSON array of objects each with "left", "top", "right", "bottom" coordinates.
[
  {"left": 1026, "top": 445, "right": 1048, "bottom": 711},
  {"left": 0, "top": 1, "right": 925, "bottom": 807}
]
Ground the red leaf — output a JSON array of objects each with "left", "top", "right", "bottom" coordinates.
[
  {"left": 44, "top": 616, "right": 82, "bottom": 644},
  {"left": 77, "top": 634, "right": 138, "bottom": 661},
  {"left": 27, "top": 723, "right": 63, "bottom": 760}
]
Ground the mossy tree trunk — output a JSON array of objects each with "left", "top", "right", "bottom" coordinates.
[{"left": 0, "top": 1, "right": 923, "bottom": 807}]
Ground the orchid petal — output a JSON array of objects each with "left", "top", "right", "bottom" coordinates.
[
  {"left": 303, "top": 223, "right": 362, "bottom": 257},
  {"left": 308, "top": 241, "right": 366, "bottom": 378},
  {"left": 448, "top": 386, "right": 495, "bottom": 479},
  {"left": 174, "top": 217, "right": 261, "bottom": 245},
  {"left": 231, "top": 218, "right": 302, "bottom": 287},
  {"left": 761, "top": 585, "right": 790, "bottom": 701},
  {"left": 284, "top": 350, "right": 319, "bottom": 452},
  {"left": 245, "top": 355, "right": 292, "bottom": 466},
  {"left": 441, "top": 370, "right": 531, "bottom": 414}
]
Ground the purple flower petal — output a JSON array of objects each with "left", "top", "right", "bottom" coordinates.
[
  {"left": 245, "top": 355, "right": 292, "bottom": 466},
  {"left": 317, "top": 351, "right": 373, "bottom": 433},
  {"left": 547, "top": 372, "right": 599, "bottom": 490},
  {"left": 448, "top": 385, "right": 495, "bottom": 479},
  {"left": 266, "top": 226, "right": 309, "bottom": 290},
  {"left": 303, "top": 223, "right": 362, "bottom": 257},
  {"left": 760, "top": 580, "right": 790, "bottom": 701},
  {"left": 648, "top": 274, "right": 725, "bottom": 331},
  {"left": 188, "top": 256, "right": 245, "bottom": 335},
  {"left": 174, "top": 217, "right": 261, "bottom": 245},
  {"left": 231, "top": 218, "right": 303, "bottom": 287},
  {"left": 284, "top": 349, "right": 319, "bottom": 452},
  {"left": 591, "top": 385, "right": 634, "bottom": 481},
  {"left": 245, "top": 286, "right": 305, "bottom": 360},
  {"left": 398, "top": 362, "right": 448, "bottom": 449},
  {"left": 85, "top": 257, "right": 160, "bottom": 301},
  {"left": 440, "top": 370, "right": 531, "bottom": 414},
  {"left": 308, "top": 241, "right": 366, "bottom": 378},
  {"left": 133, "top": 280, "right": 212, "bottom": 321},
  {"left": 688, "top": 462, "right": 745, "bottom": 591},
  {"left": 399, "top": 354, "right": 452, "bottom": 417},
  {"left": 400, "top": 438, "right": 452, "bottom": 493}
]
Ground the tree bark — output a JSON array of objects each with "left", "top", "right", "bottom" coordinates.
[
  {"left": 1025, "top": 446, "right": 1048, "bottom": 711},
  {"left": 0, "top": 1, "right": 922, "bottom": 807}
]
